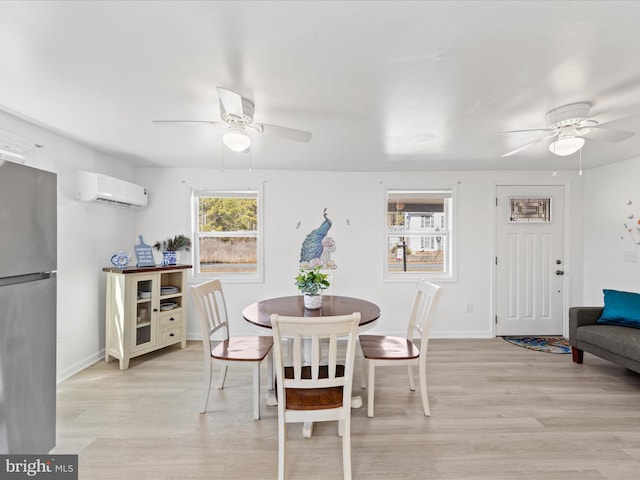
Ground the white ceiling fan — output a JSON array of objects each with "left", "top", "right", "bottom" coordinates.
[
  {"left": 153, "top": 87, "right": 312, "bottom": 152},
  {"left": 502, "top": 102, "right": 637, "bottom": 157}
]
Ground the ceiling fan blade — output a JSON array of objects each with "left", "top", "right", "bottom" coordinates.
[
  {"left": 152, "top": 120, "right": 225, "bottom": 126},
  {"left": 502, "top": 127, "right": 554, "bottom": 134},
  {"left": 501, "top": 133, "right": 557, "bottom": 157},
  {"left": 590, "top": 102, "right": 640, "bottom": 125},
  {"left": 216, "top": 87, "right": 245, "bottom": 118},
  {"left": 257, "top": 124, "right": 312, "bottom": 143},
  {"left": 579, "top": 126, "right": 636, "bottom": 142}
]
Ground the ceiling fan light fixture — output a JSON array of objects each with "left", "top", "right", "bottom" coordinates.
[
  {"left": 223, "top": 128, "right": 251, "bottom": 152},
  {"left": 549, "top": 136, "right": 585, "bottom": 156}
]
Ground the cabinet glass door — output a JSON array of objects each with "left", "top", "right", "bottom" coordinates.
[{"left": 132, "top": 275, "right": 156, "bottom": 351}]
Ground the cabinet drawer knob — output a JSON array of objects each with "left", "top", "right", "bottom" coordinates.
[
  {"left": 169, "top": 317, "right": 175, "bottom": 322},
  {"left": 169, "top": 333, "right": 175, "bottom": 337}
]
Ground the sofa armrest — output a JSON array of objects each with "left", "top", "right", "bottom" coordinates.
[{"left": 569, "top": 306, "right": 604, "bottom": 345}]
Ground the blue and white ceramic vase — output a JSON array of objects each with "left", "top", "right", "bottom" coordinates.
[{"left": 162, "top": 251, "right": 178, "bottom": 266}]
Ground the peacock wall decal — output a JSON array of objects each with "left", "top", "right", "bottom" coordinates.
[{"left": 299, "top": 208, "right": 337, "bottom": 269}]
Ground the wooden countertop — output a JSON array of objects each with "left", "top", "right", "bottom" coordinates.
[{"left": 102, "top": 264, "right": 192, "bottom": 274}]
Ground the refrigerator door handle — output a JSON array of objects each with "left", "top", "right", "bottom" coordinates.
[{"left": 0, "top": 271, "right": 55, "bottom": 287}]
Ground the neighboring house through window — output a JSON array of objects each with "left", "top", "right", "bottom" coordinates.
[
  {"left": 385, "top": 188, "right": 454, "bottom": 281},
  {"left": 191, "top": 187, "right": 263, "bottom": 282}
]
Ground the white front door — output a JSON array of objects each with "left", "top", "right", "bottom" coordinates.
[{"left": 495, "top": 185, "right": 564, "bottom": 336}]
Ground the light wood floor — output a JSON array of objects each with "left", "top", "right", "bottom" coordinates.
[{"left": 53, "top": 338, "right": 640, "bottom": 479}]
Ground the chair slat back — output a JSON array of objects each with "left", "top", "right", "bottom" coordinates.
[
  {"left": 271, "top": 313, "right": 360, "bottom": 393},
  {"left": 405, "top": 280, "right": 442, "bottom": 354},
  {"left": 191, "top": 279, "right": 230, "bottom": 345}
]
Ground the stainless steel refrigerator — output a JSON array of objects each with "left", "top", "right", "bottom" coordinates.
[{"left": 0, "top": 160, "right": 57, "bottom": 454}]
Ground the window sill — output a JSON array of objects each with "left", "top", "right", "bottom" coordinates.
[
  {"left": 192, "top": 272, "right": 263, "bottom": 284},
  {"left": 384, "top": 272, "right": 456, "bottom": 283}
]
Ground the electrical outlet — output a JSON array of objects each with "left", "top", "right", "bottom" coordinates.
[
  {"left": 624, "top": 251, "right": 639, "bottom": 263},
  {"left": 465, "top": 302, "right": 474, "bottom": 313}
]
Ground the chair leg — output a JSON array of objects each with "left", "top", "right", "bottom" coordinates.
[
  {"left": 407, "top": 365, "right": 416, "bottom": 391},
  {"left": 266, "top": 351, "right": 277, "bottom": 407},
  {"left": 418, "top": 360, "right": 430, "bottom": 416},
  {"left": 367, "top": 360, "right": 376, "bottom": 418},
  {"left": 342, "top": 415, "right": 352, "bottom": 480},
  {"left": 253, "top": 363, "right": 261, "bottom": 420},
  {"left": 268, "top": 350, "right": 274, "bottom": 391},
  {"left": 360, "top": 353, "right": 368, "bottom": 389},
  {"left": 278, "top": 418, "right": 286, "bottom": 480},
  {"left": 217, "top": 365, "right": 228, "bottom": 389},
  {"left": 200, "top": 358, "right": 212, "bottom": 414}
]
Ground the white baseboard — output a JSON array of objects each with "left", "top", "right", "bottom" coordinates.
[
  {"left": 57, "top": 349, "right": 104, "bottom": 384},
  {"left": 431, "top": 330, "right": 494, "bottom": 339}
]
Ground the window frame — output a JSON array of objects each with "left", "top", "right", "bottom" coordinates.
[
  {"left": 383, "top": 186, "right": 456, "bottom": 282},
  {"left": 191, "top": 185, "right": 264, "bottom": 283}
]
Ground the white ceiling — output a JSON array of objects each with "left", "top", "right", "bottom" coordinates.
[{"left": 2, "top": 0, "right": 640, "bottom": 172}]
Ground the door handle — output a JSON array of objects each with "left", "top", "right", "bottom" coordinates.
[{"left": 555, "top": 270, "right": 564, "bottom": 276}]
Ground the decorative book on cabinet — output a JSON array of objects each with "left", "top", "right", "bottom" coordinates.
[{"left": 103, "top": 264, "right": 192, "bottom": 370}]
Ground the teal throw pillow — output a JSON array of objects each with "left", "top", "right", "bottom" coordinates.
[{"left": 597, "top": 289, "right": 640, "bottom": 328}]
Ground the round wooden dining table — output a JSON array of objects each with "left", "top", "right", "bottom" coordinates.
[
  {"left": 243, "top": 294, "right": 381, "bottom": 437},
  {"left": 242, "top": 294, "right": 381, "bottom": 331}
]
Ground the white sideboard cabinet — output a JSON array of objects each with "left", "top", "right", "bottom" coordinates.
[{"left": 103, "top": 264, "right": 192, "bottom": 370}]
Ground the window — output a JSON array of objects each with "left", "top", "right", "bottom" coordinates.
[
  {"left": 509, "top": 197, "right": 551, "bottom": 223},
  {"left": 420, "top": 215, "right": 434, "bottom": 228},
  {"left": 192, "top": 187, "right": 263, "bottom": 281},
  {"left": 385, "top": 188, "right": 454, "bottom": 280}
]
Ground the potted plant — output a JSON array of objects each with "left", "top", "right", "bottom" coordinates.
[
  {"left": 294, "top": 266, "right": 330, "bottom": 309},
  {"left": 153, "top": 234, "right": 192, "bottom": 265}
]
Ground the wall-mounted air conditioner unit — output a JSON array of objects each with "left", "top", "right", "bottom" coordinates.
[{"left": 74, "top": 171, "right": 148, "bottom": 208}]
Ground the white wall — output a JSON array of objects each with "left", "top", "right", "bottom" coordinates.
[
  {"left": 136, "top": 167, "right": 585, "bottom": 341},
  {"left": 0, "top": 111, "right": 138, "bottom": 382},
  {"left": 583, "top": 157, "right": 640, "bottom": 304},
  {"left": 0, "top": 109, "right": 591, "bottom": 382}
]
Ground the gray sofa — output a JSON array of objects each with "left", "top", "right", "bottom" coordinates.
[{"left": 569, "top": 306, "right": 640, "bottom": 374}]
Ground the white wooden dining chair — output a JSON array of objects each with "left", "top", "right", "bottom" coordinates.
[
  {"left": 359, "top": 280, "right": 442, "bottom": 417},
  {"left": 271, "top": 312, "right": 361, "bottom": 480},
  {"left": 191, "top": 279, "right": 273, "bottom": 420}
]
